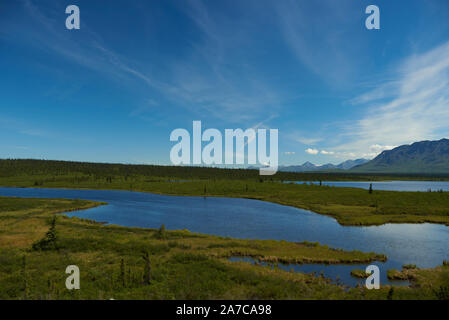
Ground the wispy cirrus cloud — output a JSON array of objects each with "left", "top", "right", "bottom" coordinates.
[
  {"left": 162, "top": 0, "right": 285, "bottom": 123},
  {"left": 0, "top": 116, "right": 52, "bottom": 138},
  {"left": 285, "top": 129, "right": 323, "bottom": 146},
  {"left": 13, "top": 0, "right": 287, "bottom": 125},
  {"left": 332, "top": 40, "right": 449, "bottom": 158},
  {"left": 273, "top": 0, "right": 363, "bottom": 86},
  {"left": 295, "top": 136, "right": 322, "bottom": 145}
]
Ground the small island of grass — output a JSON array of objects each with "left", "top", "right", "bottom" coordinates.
[{"left": 350, "top": 269, "right": 370, "bottom": 279}]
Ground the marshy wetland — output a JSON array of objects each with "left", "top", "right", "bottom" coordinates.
[{"left": 1, "top": 160, "right": 449, "bottom": 299}]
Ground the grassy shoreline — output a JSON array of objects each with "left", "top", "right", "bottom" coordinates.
[
  {"left": 0, "top": 196, "right": 382, "bottom": 299},
  {"left": 2, "top": 159, "right": 449, "bottom": 226},
  {"left": 2, "top": 178, "right": 449, "bottom": 226},
  {"left": 1, "top": 196, "right": 449, "bottom": 299}
]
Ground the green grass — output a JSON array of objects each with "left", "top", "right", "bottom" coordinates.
[
  {"left": 3, "top": 174, "right": 449, "bottom": 226},
  {"left": 3, "top": 159, "right": 449, "bottom": 181},
  {"left": 2, "top": 159, "right": 449, "bottom": 226},
  {"left": 387, "top": 269, "right": 410, "bottom": 281},
  {"left": 1, "top": 196, "right": 449, "bottom": 300},
  {"left": 0, "top": 196, "right": 377, "bottom": 300},
  {"left": 350, "top": 269, "right": 370, "bottom": 278}
]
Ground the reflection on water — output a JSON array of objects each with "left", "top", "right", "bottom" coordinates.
[
  {"left": 229, "top": 257, "right": 409, "bottom": 287},
  {"left": 0, "top": 187, "right": 448, "bottom": 287},
  {"left": 286, "top": 180, "right": 449, "bottom": 192}
]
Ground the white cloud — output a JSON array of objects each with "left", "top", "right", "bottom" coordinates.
[
  {"left": 320, "top": 150, "right": 334, "bottom": 155},
  {"left": 369, "top": 144, "right": 396, "bottom": 153},
  {"left": 305, "top": 148, "right": 319, "bottom": 155},
  {"left": 284, "top": 151, "right": 295, "bottom": 155},
  {"left": 334, "top": 40, "right": 449, "bottom": 158}
]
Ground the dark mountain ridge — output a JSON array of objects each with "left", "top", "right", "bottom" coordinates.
[{"left": 351, "top": 139, "right": 449, "bottom": 173}]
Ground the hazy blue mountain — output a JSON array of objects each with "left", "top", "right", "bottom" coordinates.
[
  {"left": 337, "top": 159, "right": 370, "bottom": 170},
  {"left": 351, "top": 139, "right": 449, "bottom": 173},
  {"left": 279, "top": 159, "right": 369, "bottom": 172}
]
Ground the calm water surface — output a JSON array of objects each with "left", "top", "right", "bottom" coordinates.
[
  {"left": 287, "top": 180, "right": 449, "bottom": 192},
  {"left": 1, "top": 186, "right": 448, "bottom": 287},
  {"left": 228, "top": 257, "right": 409, "bottom": 287}
]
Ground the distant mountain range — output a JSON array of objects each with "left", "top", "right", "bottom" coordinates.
[
  {"left": 351, "top": 138, "right": 449, "bottom": 173},
  {"left": 278, "top": 139, "right": 449, "bottom": 174},
  {"left": 279, "top": 159, "right": 368, "bottom": 172}
]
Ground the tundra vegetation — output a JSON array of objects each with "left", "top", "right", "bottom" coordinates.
[
  {"left": 0, "top": 196, "right": 449, "bottom": 300},
  {"left": 1, "top": 160, "right": 449, "bottom": 226},
  {"left": 350, "top": 269, "right": 371, "bottom": 279}
]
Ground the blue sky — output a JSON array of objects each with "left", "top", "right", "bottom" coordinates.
[{"left": 1, "top": 0, "right": 449, "bottom": 166}]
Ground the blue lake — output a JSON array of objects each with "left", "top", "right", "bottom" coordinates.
[
  {"left": 1, "top": 186, "right": 448, "bottom": 287},
  {"left": 286, "top": 180, "right": 449, "bottom": 192},
  {"left": 228, "top": 257, "right": 409, "bottom": 288}
]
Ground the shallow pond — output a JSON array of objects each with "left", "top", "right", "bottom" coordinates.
[
  {"left": 1, "top": 187, "right": 448, "bottom": 287},
  {"left": 228, "top": 257, "right": 409, "bottom": 287},
  {"left": 286, "top": 180, "right": 449, "bottom": 192}
]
